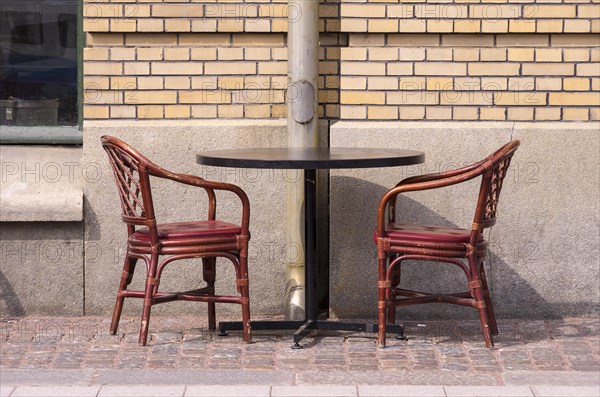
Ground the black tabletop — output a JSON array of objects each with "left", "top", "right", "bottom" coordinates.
[{"left": 196, "top": 147, "right": 424, "bottom": 169}]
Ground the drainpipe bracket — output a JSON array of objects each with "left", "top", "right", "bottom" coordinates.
[{"left": 289, "top": 80, "right": 315, "bottom": 125}]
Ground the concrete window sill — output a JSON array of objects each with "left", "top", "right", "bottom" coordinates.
[
  {"left": 0, "top": 145, "right": 83, "bottom": 222},
  {"left": 0, "top": 126, "right": 82, "bottom": 145}
]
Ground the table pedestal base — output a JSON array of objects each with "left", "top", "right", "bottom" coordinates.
[{"left": 218, "top": 320, "right": 405, "bottom": 348}]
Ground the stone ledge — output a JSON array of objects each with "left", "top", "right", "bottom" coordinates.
[
  {"left": 0, "top": 145, "right": 84, "bottom": 222},
  {"left": 0, "top": 126, "right": 82, "bottom": 145},
  {"left": 330, "top": 120, "right": 600, "bottom": 131}
]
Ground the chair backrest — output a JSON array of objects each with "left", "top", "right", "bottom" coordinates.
[
  {"left": 101, "top": 136, "right": 157, "bottom": 234},
  {"left": 470, "top": 140, "right": 520, "bottom": 243}
]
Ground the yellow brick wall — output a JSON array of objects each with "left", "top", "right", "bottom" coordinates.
[
  {"left": 341, "top": 33, "right": 599, "bottom": 121},
  {"left": 83, "top": 0, "right": 600, "bottom": 122}
]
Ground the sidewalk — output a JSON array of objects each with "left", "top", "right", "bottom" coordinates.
[{"left": 1, "top": 316, "right": 598, "bottom": 397}]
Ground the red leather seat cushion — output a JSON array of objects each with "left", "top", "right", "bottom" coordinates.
[
  {"left": 377, "top": 223, "right": 472, "bottom": 243},
  {"left": 133, "top": 220, "right": 241, "bottom": 242}
]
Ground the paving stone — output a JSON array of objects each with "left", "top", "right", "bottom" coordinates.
[
  {"left": 98, "top": 385, "right": 185, "bottom": 397},
  {"left": 534, "top": 366, "right": 567, "bottom": 371},
  {"left": 470, "top": 359, "right": 500, "bottom": 369},
  {"left": 0, "top": 386, "right": 14, "bottom": 397},
  {"left": 53, "top": 351, "right": 85, "bottom": 369},
  {"left": 0, "top": 361, "right": 22, "bottom": 369},
  {"left": 94, "top": 369, "right": 294, "bottom": 385},
  {"left": 185, "top": 385, "right": 271, "bottom": 397},
  {"left": 147, "top": 360, "right": 178, "bottom": 369},
  {"left": 503, "top": 371, "right": 600, "bottom": 387},
  {"left": 560, "top": 341, "right": 594, "bottom": 354},
  {"left": 379, "top": 361, "right": 412, "bottom": 371},
  {"left": 517, "top": 322, "right": 549, "bottom": 341},
  {"left": 93, "top": 333, "right": 123, "bottom": 344},
  {"left": 550, "top": 324, "right": 583, "bottom": 338},
  {"left": 245, "top": 345, "right": 276, "bottom": 354},
  {"left": 347, "top": 343, "right": 377, "bottom": 353},
  {"left": 89, "top": 344, "right": 120, "bottom": 352},
  {"left": 349, "top": 365, "right": 379, "bottom": 371},
  {"left": 242, "top": 357, "right": 275, "bottom": 366},
  {"left": 11, "top": 386, "right": 101, "bottom": 396},
  {"left": 571, "top": 364, "right": 600, "bottom": 372},
  {"left": 358, "top": 385, "right": 446, "bottom": 397},
  {"left": 530, "top": 385, "right": 600, "bottom": 397},
  {"left": 0, "top": 351, "right": 20, "bottom": 363},
  {"left": 580, "top": 320, "right": 600, "bottom": 335},
  {"left": 151, "top": 344, "right": 180, "bottom": 355},
  {"left": 176, "top": 358, "right": 206, "bottom": 369},
  {"left": 83, "top": 352, "right": 118, "bottom": 368},
  {"left": 210, "top": 347, "right": 242, "bottom": 358},
  {"left": 441, "top": 363, "right": 470, "bottom": 371},
  {"left": 296, "top": 370, "right": 499, "bottom": 386},
  {"left": 151, "top": 331, "right": 183, "bottom": 343},
  {"left": 0, "top": 369, "right": 96, "bottom": 386},
  {"left": 445, "top": 386, "right": 534, "bottom": 396},
  {"left": 271, "top": 385, "right": 357, "bottom": 396}
]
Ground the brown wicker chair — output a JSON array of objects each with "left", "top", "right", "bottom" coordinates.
[
  {"left": 101, "top": 135, "right": 251, "bottom": 346},
  {"left": 375, "top": 140, "right": 520, "bottom": 348}
]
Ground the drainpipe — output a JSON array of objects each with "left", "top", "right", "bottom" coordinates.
[{"left": 284, "top": 0, "right": 319, "bottom": 320}]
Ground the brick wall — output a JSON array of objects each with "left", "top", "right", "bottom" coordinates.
[
  {"left": 83, "top": 1, "right": 600, "bottom": 122},
  {"left": 341, "top": 33, "right": 599, "bottom": 121}
]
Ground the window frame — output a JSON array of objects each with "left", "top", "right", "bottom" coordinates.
[{"left": 0, "top": 0, "right": 84, "bottom": 145}]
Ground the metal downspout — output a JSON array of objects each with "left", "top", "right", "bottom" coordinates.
[{"left": 284, "top": 0, "right": 319, "bottom": 320}]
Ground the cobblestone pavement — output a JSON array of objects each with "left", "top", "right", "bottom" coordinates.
[
  {"left": 2, "top": 316, "right": 599, "bottom": 373},
  {"left": 1, "top": 316, "right": 599, "bottom": 395}
]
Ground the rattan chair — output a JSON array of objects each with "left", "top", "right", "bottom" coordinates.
[
  {"left": 375, "top": 140, "right": 520, "bottom": 348},
  {"left": 101, "top": 135, "right": 251, "bottom": 346}
]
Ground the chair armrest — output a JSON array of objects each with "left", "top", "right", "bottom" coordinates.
[
  {"left": 378, "top": 163, "right": 486, "bottom": 237},
  {"left": 397, "top": 159, "right": 486, "bottom": 185},
  {"left": 385, "top": 158, "right": 488, "bottom": 224},
  {"left": 147, "top": 164, "right": 250, "bottom": 234}
]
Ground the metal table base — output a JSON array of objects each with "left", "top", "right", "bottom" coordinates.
[
  {"left": 218, "top": 319, "right": 406, "bottom": 348},
  {"left": 219, "top": 169, "right": 406, "bottom": 348}
]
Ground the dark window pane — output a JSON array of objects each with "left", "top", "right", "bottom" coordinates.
[
  {"left": 59, "top": 14, "right": 77, "bottom": 49},
  {"left": 9, "top": 12, "right": 43, "bottom": 45},
  {"left": 0, "top": 0, "right": 78, "bottom": 126}
]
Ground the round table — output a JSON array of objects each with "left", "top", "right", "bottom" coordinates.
[
  {"left": 196, "top": 147, "right": 424, "bottom": 169},
  {"left": 196, "top": 147, "right": 425, "bottom": 347}
]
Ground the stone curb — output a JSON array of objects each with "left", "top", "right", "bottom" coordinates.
[
  {"left": 1, "top": 385, "right": 599, "bottom": 397},
  {"left": 2, "top": 369, "right": 599, "bottom": 387}
]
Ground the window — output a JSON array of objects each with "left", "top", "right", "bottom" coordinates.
[{"left": 1, "top": 0, "right": 81, "bottom": 142}]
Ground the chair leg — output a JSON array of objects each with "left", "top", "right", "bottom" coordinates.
[
  {"left": 238, "top": 254, "right": 252, "bottom": 343},
  {"left": 387, "top": 255, "right": 401, "bottom": 325},
  {"left": 468, "top": 257, "right": 494, "bottom": 348},
  {"left": 387, "top": 307, "right": 396, "bottom": 326},
  {"left": 202, "top": 257, "right": 217, "bottom": 332},
  {"left": 475, "top": 287, "right": 494, "bottom": 348},
  {"left": 110, "top": 255, "right": 137, "bottom": 335},
  {"left": 377, "top": 254, "right": 388, "bottom": 348},
  {"left": 139, "top": 253, "right": 159, "bottom": 346},
  {"left": 479, "top": 263, "right": 498, "bottom": 336}
]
